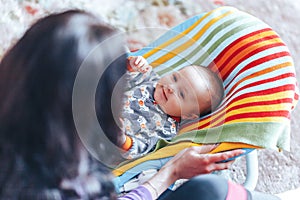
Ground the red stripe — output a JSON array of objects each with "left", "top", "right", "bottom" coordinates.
[
  {"left": 210, "top": 28, "right": 272, "bottom": 68},
  {"left": 219, "top": 37, "right": 281, "bottom": 78},
  {"left": 216, "top": 34, "right": 278, "bottom": 74},
  {"left": 209, "top": 28, "right": 273, "bottom": 72},
  {"left": 200, "top": 98, "right": 292, "bottom": 129},
  {"left": 224, "top": 110, "right": 290, "bottom": 122},
  {"left": 226, "top": 78, "right": 296, "bottom": 103},
  {"left": 200, "top": 110, "right": 290, "bottom": 129},
  {"left": 182, "top": 109, "right": 290, "bottom": 131},
  {"left": 225, "top": 72, "right": 295, "bottom": 97},
  {"left": 222, "top": 43, "right": 287, "bottom": 80},
  {"left": 216, "top": 35, "right": 280, "bottom": 74},
  {"left": 226, "top": 98, "right": 293, "bottom": 112},
  {"left": 180, "top": 84, "right": 296, "bottom": 130},
  {"left": 295, "top": 93, "right": 299, "bottom": 101}
]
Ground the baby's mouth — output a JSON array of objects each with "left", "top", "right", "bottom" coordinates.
[{"left": 162, "top": 87, "right": 168, "bottom": 101}]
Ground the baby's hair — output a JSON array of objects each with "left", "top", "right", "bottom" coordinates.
[{"left": 194, "top": 65, "right": 224, "bottom": 116}]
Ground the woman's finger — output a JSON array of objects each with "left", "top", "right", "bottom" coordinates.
[
  {"left": 207, "top": 149, "right": 245, "bottom": 163},
  {"left": 188, "top": 144, "right": 219, "bottom": 154},
  {"left": 214, "top": 160, "right": 235, "bottom": 171}
]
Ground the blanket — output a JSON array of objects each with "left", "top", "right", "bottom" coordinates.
[{"left": 114, "top": 6, "right": 299, "bottom": 178}]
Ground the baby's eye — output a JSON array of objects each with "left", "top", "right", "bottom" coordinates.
[
  {"left": 180, "top": 91, "right": 185, "bottom": 99},
  {"left": 173, "top": 74, "right": 177, "bottom": 82}
]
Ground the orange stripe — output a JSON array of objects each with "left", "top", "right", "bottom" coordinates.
[
  {"left": 204, "top": 103, "right": 290, "bottom": 129},
  {"left": 226, "top": 62, "right": 293, "bottom": 95},
  {"left": 224, "top": 110, "right": 290, "bottom": 122},
  {"left": 143, "top": 12, "right": 209, "bottom": 59},
  {"left": 225, "top": 74, "right": 295, "bottom": 103},
  {"left": 220, "top": 38, "right": 284, "bottom": 78},
  {"left": 145, "top": 10, "right": 234, "bottom": 65},
  {"left": 210, "top": 28, "right": 272, "bottom": 72},
  {"left": 214, "top": 30, "right": 276, "bottom": 72},
  {"left": 204, "top": 82, "right": 296, "bottom": 129},
  {"left": 179, "top": 85, "right": 296, "bottom": 132}
]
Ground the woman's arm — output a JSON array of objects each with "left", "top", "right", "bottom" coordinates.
[{"left": 142, "top": 146, "right": 245, "bottom": 199}]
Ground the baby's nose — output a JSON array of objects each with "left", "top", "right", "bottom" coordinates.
[{"left": 165, "top": 85, "right": 174, "bottom": 93}]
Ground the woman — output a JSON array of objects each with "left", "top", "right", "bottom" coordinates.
[
  {"left": 0, "top": 9, "right": 126, "bottom": 199},
  {"left": 0, "top": 10, "right": 279, "bottom": 200}
]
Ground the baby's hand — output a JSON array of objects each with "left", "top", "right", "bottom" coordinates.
[{"left": 128, "top": 56, "right": 151, "bottom": 73}]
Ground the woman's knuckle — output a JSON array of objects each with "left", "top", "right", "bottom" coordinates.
[
  {"left": 203, "top": 166, "right": 211, "bottom": 173},
  {"left": 202, "top": 157, "right": 210, "bottom": 164},
  {"left": 189, "top": 146, "right": 197, "bottom": 151}
]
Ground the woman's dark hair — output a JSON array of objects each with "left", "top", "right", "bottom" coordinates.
[{"left": 0, "top": 10, "right": 126, "bottom": 199}]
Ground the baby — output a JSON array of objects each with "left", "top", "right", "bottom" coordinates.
[{"left": 120, "top": 56, "right": 224, "bottom": 159}]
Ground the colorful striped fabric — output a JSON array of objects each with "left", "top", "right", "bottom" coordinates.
[
  {"left": 114, "top": 6, "right": 298, "bottom": 177},
  {"left": 130, "top": 6, "right": 298, "bottom": 149}
]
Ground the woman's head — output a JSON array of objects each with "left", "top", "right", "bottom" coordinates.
[{"left": 0, "top": 10, "right": 126, "bottom": 198}]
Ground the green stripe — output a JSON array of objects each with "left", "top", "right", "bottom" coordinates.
[
  {"left": 194, "top": 20, "right": 258, "bottom": 65},
  {"left": 156, "top": 16, "right": 243, "bottom": 75},
  {"left": 154, "top": 122, "right": 290, "bottom": 151},
  {"left": 156, "top": 16, "right": 258, "bottom": 75}
]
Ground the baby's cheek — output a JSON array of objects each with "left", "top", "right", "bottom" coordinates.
[{"left": 170, "top": 97, "right": 182, "bottom": 115}]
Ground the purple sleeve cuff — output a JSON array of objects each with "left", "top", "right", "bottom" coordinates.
[{"left": 118, "top": 185, "right": 152, "bottom": 200}]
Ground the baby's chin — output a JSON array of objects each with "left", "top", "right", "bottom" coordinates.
[
  {"left": 155, "top": 101, "right": 168, "bottom": 114},
  {"left": 158, "top": 104, "right": 178, "bottom": 117}
]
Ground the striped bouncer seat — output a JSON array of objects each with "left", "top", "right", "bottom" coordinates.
[{"left": 113, "top": 6, "right": 299, "bottom": 192}]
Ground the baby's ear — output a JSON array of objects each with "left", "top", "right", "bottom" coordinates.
[{"left": 182, "top": 113, "right": 199, "bottom": 120}]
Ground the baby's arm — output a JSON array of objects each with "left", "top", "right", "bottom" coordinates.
[
  {"left": 126, "top": 56, "right": 159, "bottom": 89},
  {"left": 119, "top": 118, "right": 152, "bottom": 159},
  {"left": 128, "top": 56, "right": 152, "bottom": 73}
]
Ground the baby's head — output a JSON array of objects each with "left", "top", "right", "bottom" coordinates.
[{"left": 154, "top": 65, "right": 224, "bottom": 119}]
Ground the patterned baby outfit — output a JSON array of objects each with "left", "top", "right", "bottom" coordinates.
[{"left": 122, "top": 69, "right": 179, "bottom": 159}]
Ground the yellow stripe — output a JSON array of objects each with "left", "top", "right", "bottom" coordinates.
[
  {"left": 144, "top": 6, "right": 232, "bottom": 59},
  {"left": 224, "top": 117, "right": 290, "bottom": 125},
  {"left": 113, "top": 141, "right": 257, "bottom": 176},
  {"left": 226, "top": 103, "right": 291, "bottom": 115},
  {"left": 179, "top": 91, "right": 294, "bottom": 132},
  {"left": 179, "top": 117, "right": 289, "bottom": 135},
  {"left": 181, "top": 113, "right": 289, "bottom": 132},
  {"left": 143, "top": 15, "right": 208, "bottom": 59},
  {"left": 113, "top": 142, "right": 198, "bottom": 176},
  {"left": 144, "top": 10, "right": 235, "bottom": 66},
  {"left": 213, "top": 62, "right": 293, "bottom": 127}
]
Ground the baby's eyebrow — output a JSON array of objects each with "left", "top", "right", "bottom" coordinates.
[
  {"left": 172, "top": 71, "right": 179, "bottom": 76},
  {"left": 176, "top": 71, "right": 186, "bottom": 81},
  {"left": 172, "top": 71, "right": 180, "bottom": 80}
]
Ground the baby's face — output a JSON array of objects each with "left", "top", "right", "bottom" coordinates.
[{"left": 154, "top": 66, "right": 212, "bottom": 119}]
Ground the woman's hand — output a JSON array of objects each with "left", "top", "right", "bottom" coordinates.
[
  {"left": 164, "top": 146, "right": 244, "bottom": 180},
  {"left": 143, "top": 146, "right": 245, "bottom": 199}
]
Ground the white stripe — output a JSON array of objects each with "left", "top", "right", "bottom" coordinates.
[{"left": 224, "top": 45, "right": 291, "bottom": 88}]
